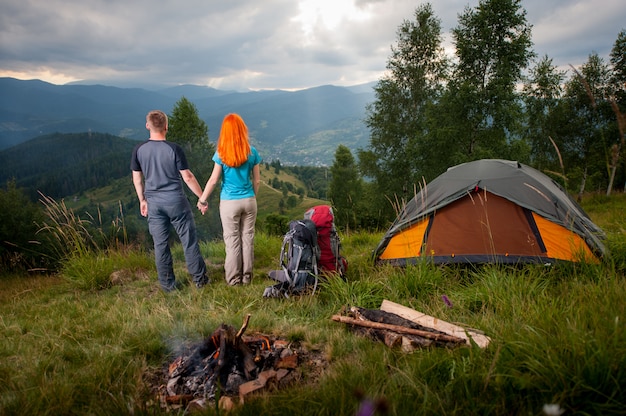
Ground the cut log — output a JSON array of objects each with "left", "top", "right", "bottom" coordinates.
[
  {"left": 379, "top": 300, "right": 490, "bottom": 348},
  {"left": 331, "top": 315, "right": 465, "bottom": 344},
  {"left": 383, "top": 331, "right": 402, "bottom": 348},
  {"left": 348, "top": 306, "right": 448, "bottom": 349}
]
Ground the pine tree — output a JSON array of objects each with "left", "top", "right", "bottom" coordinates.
[{"left": 328, "top": 145, "right": 362, "bottom": 230}]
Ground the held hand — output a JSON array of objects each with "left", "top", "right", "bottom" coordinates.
[
  {"left": 140, "top": 200, "right": 148, "bottom": 217},
  {"left": 197, "top": 200, "right": 208, "bottom": 215}
]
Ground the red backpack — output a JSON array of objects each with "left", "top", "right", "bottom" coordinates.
[{"left": 304, "top": 205, "right": 347, "bottom": 276}]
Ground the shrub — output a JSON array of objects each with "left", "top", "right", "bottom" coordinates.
[{"left": 0, "top": 180, "right": 52, "bottom": 273}]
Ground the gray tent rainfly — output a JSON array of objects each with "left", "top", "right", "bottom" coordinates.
[{"left": 374, "top": 159, "right": 607, "bottom": 266}]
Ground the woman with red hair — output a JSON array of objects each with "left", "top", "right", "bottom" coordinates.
[{"left": 197, "top": 113, "right": 262, "bottom": 286}]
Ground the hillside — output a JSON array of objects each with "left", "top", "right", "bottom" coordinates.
[
  {"left": 67, "top": 164, "right": 327, "bottom": 223},
  {"left": 59, "top": 161, "right": 328, "bottom": 247},
  {"left": 1, "top": 130, "right": 328, "bottom": 192},
  {"left": 0, "top": 77, "right": 375, "bottom": 165},
  {"left": 0, "top": 131, "right": 329, "bottom": 244},
  {"left": 0, "top": 132, "right": 137, "bottom": 200}
]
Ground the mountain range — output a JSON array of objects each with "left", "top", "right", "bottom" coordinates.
[{"left": 0, "top": 77, "right": 376, "bottom": 166}]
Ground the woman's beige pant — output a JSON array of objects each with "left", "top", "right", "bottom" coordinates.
[{"left": 219, "top": 197, "right": 257, "bottom": 285}]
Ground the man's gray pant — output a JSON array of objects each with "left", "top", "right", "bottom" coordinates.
[{"left": 147, "top": 198, "right": 206, "bottom": 291}]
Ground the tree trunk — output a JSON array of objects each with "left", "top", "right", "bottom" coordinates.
[
  {"left": 577, "top": 166, "right": 588, "bottom": 202},
  {"left": 607, "top": 161, "right": 617, "bottom": 196},
  {"left": 608, "top": 101, "right": 626, "bottom": 196}
]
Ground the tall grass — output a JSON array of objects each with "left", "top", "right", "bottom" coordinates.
[
  {"left": 0, "top": 198, "right": 625, "bottom": 415},
  {"left": 38, "top": 193, "right": 98, "bottom": 260},
  {"left": 37, "top": 194, "right": 144, "bottom": 289}
]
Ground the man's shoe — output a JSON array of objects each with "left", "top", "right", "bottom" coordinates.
[
  {"left": 196, "top": 277, "right": 210, "bottom": 288},
  {"left": 162, "top": 280, "right": 185, "bottom": 292}
]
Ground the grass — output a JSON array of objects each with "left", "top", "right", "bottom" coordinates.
[{"left": 1, "top": 196, "right": 625, "bottom": 415}]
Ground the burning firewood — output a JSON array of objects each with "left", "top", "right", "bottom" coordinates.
[
  {"left": 206, "top": 314, "right": 257, "bottom": 380},
  {"left": 159, "top": 314, "right": 317, "bottom": 411}
]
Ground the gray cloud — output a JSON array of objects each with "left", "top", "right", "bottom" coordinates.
[{"left": 0, "top": 0, "right": 623, "bottom": 90}]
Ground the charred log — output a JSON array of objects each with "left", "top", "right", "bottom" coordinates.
[{"left": 159, "top": 315, "right": 319, "bottom": 411}]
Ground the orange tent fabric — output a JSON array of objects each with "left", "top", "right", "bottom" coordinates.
[{"left": 374, "top": 160, "right": 606, "bottom": 265}]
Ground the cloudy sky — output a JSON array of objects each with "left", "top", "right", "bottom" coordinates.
[{"left": 1, "top": 0, "right": 624, "bottom": 91}]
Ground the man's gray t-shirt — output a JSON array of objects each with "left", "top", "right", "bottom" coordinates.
[{"left": 130, "top": 140, "right": 190, "bottom": 204}]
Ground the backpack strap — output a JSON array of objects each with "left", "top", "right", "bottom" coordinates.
[{"left": 310, "top": 251, "right": 319, "bottom": 295}]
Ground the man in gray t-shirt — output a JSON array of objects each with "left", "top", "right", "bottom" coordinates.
[{"left": 130, "top": 110, "right": 209, "bottom": 291}]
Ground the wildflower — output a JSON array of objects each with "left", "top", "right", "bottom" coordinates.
[
  {"left": 356, "top": 399, "right": 376, "bottom": 416},
  {"left": 542, "top": 403, "right": 565, "bottom": 415},
  {"left": 354, "top": 389, "right": 388, "bottom": 415}
]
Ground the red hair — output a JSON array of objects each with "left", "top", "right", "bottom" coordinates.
[{"left": 217, "top": 113, "right": 250, "bottom": 167}]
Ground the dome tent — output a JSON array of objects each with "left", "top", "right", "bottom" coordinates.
[{"left": 374, "top": 159, "right": 606, "bottom": 266}]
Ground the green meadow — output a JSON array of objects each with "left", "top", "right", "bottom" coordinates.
[{"left": 0, "top": 194, "right": 624, "bottom": 415}]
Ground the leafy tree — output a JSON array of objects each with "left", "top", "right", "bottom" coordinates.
[
  {"left": 610, "top": 29, "right": 626, "bottom": 108},
  {"left": 285, "top": 166, "right": 329, "bottom": 199},
  {"left": 264, "top": 213, "right": 289, "bottom": 236},
  {"left": 360, "top": 3, "right": 448, "bottom": 220},
  {"left": 522, "top": 55, "right": 567, "bottom": 177},
  {"left": 328, "top": 145, "right": 362, "bottom": 230},
  {"left": 0, "top": 180, "right": 50, "bottom": 272},
  {"left": 607, "top": 29, "right": 626, "bottom": 194},
  {"left": 286, "top": 195, "right": 298, "bottom": 209},
  {"left": 429, "top": 0, "right": 534, "bottom": 168},
  {"left": 271, "top": 160, "right": 282, "bottom": 174},
  {"left": 559, "top": 54, "right": 614, "bottom": 199}
]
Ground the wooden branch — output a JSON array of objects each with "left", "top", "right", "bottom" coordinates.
[
  {"left": 331, "top": 315, "right": 465, "bottom": 344},
  {"left": 235, "top": 314, "right": 256, "bottom": 379},
  {"left": 236, "top": 314, "right": 251, "bottom": 339},
  {"left": 217, "top": 327, "right": 228, "bottom": 370},
  {"left": 380, "top": 300, "right": 490, "bottom": 348}
]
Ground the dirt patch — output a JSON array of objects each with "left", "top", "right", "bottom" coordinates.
[{"left": 109, "top": 268, "right": 151, "bottom": 286}]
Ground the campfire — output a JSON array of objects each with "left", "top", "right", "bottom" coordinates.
[
  {"left": 152, "top": 301, "right": 489, "bottom": 412},
  {"left": 156, "top": 314, "right": 321, "bottom": 412}
]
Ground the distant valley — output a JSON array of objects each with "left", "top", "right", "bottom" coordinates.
[{"left": 0, "top": 77, "right": 376, "bottom": 166}]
